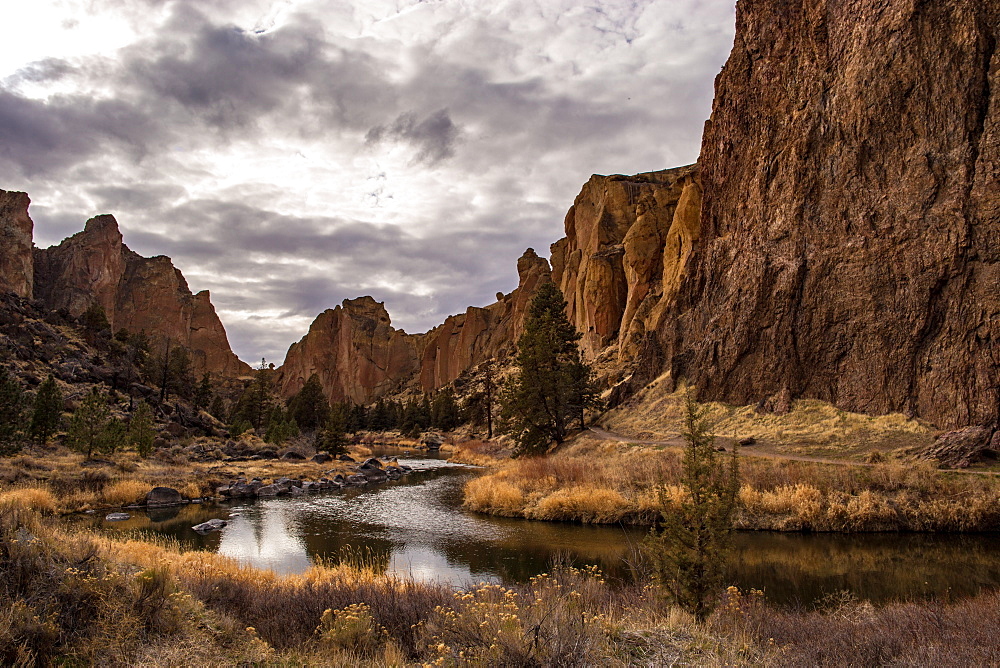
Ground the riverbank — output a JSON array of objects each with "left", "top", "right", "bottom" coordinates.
[
  {"left": 462, "top": 433, "right": 1000, "bottom": 531},
  {"left": 0, "top": 439, "right": 378, "bottom": 516},
  {"left": 4, "top": 502, "right": 999, "bottom": 666}
]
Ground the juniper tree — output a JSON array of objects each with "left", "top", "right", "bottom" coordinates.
[
  {"left": 29, "top": 375, "right": 63, "bottom": 446},
  {"left": 643, "top": 392, "right": 740, "bottom": 621},
  {"left": 499, "top": 282, "right": 597, "bottom": 454},
  {"left": 194, "top": 372, "right": 213, "bottom": 410}
]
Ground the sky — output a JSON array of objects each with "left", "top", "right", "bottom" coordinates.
[{"left": 1, "top": 0, "right": 737, "bottom": 365}]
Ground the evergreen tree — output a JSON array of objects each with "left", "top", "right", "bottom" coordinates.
[
  {"left": 67, "top": 388, "right": 124, "bottom": 458},
  {"left": 80, "top": 302, "right": 111, "bottom": 338},
  {"left": 209, "top": 395, "right": 226, "bottom": 419},
  {"left": 288, "top": 374, "right": 329, "bottom": 432},
  {"left": 29, "top": 375, "right": 63, "bottom": 445},
  {"left": 643, "top": 393, "right": 740, "bottom": 621},
  {"left": 0, "top": 366, "right": 26, "bottom": 456},
  {"left": 194, "top": 372, "right": 213, "bottom": 410},
  {"left": 463, "top": 360, "right": 497, "bottom": 438},
  {"left": 231, "top": 358, "right": 275, "bottom": 433},
  {"left": 128, "top": 400, "right": 156, "bottom": 457},
  {"left": 317, "top": 404, "right": 349, "bottom": 456},
  {"left": 431, "top": 389, "right": 460, "bottom": 431},
  {"left": 167, "top": 347, "right": 196, "bottom": 399},
  {"left": 499, "top": 282, "right": 595, "bottom": 454}
]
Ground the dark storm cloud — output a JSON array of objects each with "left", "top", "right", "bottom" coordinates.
[
  {"left": 0, "top": 89, "right": 160, "bottom": 176},
  {"left": 366, "top": 109, "right": 462, "bottom": 165}
]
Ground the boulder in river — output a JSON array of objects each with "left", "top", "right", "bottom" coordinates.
[
  {"left": 105, "top": 512, "right": 130, "bottom": 521},
  {"left": 257, "top": 484, "right": 279, "bottom": 496},
  {"left": 192, "top": 518, "right": 227, "bottom": 533},
  {"left": 146, "top": 487, "right": 183, "bottom": 507}
]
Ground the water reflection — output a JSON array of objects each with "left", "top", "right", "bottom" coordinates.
[{"left": 73, "top": 451, "right": 1000, "bottom": 606}]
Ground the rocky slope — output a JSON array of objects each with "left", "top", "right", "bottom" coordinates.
[
  {"left": 657, "top": 0, "right": 999, "bottom": 430},
  {"left": 0, "top": 192, "right": 249, "bottom": 378}
]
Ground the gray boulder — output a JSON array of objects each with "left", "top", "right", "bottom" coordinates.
[
  {"left": 257, "top": 484, "right": 279, "bottom": 496},
  {"left": 105, "top": 512, "right": 131, "bottom": 521},
  {"left": 192, "top": 518, "right": 227, "bottom": 533},
  {"left": 146, "top": 487, "right": 183, "bottom": 507}
]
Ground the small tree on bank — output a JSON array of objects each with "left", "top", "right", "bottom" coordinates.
[
  {"left": 643, "top": 393, "right": 740, "bottom": 621},
  {"left": 499, "top": 282, "right": 597, "bottom": 454}
]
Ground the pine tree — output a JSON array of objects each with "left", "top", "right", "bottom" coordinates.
[
  {"left": 231, "top": 358, "right": 275, "bottom": 433},
  {"left": 80, "top": 302, "right": 111, "bottom": 338},
  {"left": 209, "top": 395, "right": 226, "bottom": 419},
  {"left": 0, "top": 366, "right": 26, "bottom": 456},
  {"left": 499, "top": 282, "right": 596, "bottom": 454},
  {"left": 643, "top": 393, "right": 740, "bottom": 621},
  {"left": 287, "top": 373, "right": 329, "bottom": 432},
  {"left": 194, "top": 372, "right": 213, "bottom": 410},
  {"left": 67, "top": 388, "right": 124, "bottom": 458},
  {"left": 128, "top": 401, "right": 156, "bottom": 457},
  {"left": 317, "top": 404, "right": 349, "bottom": 456},
  {"left": 431, "top": 389, "right": 460, "bottom": 431},
  {"left": 167, "top": 347, "right": 196, "bottom": 399},
  {"left": 29, "top": 375, "right": 63, "bottom": 445}
]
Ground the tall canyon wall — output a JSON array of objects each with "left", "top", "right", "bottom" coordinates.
[{"left": 660, "top": 0, "right": 999, "bottom": 429}]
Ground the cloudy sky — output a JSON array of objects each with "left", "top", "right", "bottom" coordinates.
[{"left": 1, "top": 0, "right": 736, "bottom": 365}]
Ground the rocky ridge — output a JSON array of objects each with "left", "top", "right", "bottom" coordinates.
[{"left": 0, "top": 192, "right": 249, "bottom": 378}]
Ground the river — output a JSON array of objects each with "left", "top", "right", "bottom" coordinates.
[{"left": 75, "top": 451, "right": 1000, "bottom": 606}]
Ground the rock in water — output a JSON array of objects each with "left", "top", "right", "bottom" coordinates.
[
  {"left": 146, "top": 487, "right": 183, "bottom": 507},
  {"left": 192, "top": 518, "right": 227, "bottom": 533},
  {"left": 105, "top": 512, "right": 131, "bottom": 521}
]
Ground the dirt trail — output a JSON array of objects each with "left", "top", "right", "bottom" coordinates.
[{"left": 586, "top": 427, "right": 1000, "bottom": 476}]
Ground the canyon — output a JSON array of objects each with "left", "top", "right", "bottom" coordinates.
[{"left": 1, "top": 0, "right": 996, "bottom": 432}]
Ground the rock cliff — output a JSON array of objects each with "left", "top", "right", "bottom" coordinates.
[
  {"left": 278, "top": 248, "right": 552, "bottom": 403},
  {"left": 550, "top": 165, "right": 701, "bottom": 362},
  {"left": 0, "top": 190, "right": 34, "bottom": 299},
  {"left": 659, "top": 0, "right": 1000, "bottom": 429},
  {"left": 29, "top": 213, "right": 249, "bottom": 377}
]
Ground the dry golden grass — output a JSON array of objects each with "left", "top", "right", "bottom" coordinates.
[
  {"left": 0, "top": 443, "right": 376, "bottom": 514},
  {"left": 601, "top": 376, "right": 934, "bottom": 456},
  {"left": 463, "top": 437, "right": 1000, "bottom": 531},
  {"left": 0, "top": 485, "right": 59, "bottom": 515},
  {"left": 100, "top": 479, "right": 151, "bottom": 506},
  {"left": 5, "top": 504, "right": 1000, "bottom": 666}
]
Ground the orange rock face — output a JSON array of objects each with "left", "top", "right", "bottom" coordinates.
[
  {"left": 0, "top": 190, "right": 34, "bottom": 300},
  {"left": 278, "top": 296, "right": 422, "bottom": 403},
  {"left": 33, "top": 215, "right": 249, "bottom": 377},
  {"left": 550, "top": 166, "right": 701, "bottom": 361},
  {"left": 278, "top": 249, "right": 552, "bottom": 403},
  {"left": 661, "top": 0, "right": 1000, "bottom": 429}
]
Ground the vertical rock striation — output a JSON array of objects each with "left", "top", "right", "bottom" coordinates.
[
  {"left": 662, "top": 0, "right": 1000, "bottom": 429},
  {"left": 0, "top": 190, "right": 35, "bottom": 299}
]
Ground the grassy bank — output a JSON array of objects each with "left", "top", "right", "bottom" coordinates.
[
  {"left": 3, "top": 501, "right": 1000, "bottom": 665},
  {"left": 463, "top": 436, "right": 1000, "bottom": 531},
  {"left": 0, "top": 442, "right": 376, "bottom": 516}
]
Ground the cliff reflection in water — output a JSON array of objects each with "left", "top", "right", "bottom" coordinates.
[{"left": 76, "top": 454, "right": 1000, "bottom": 606}]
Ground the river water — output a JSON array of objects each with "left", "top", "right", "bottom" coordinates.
[{"left": 76, "top": 452, "right": 1000, "bottom": 606}]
